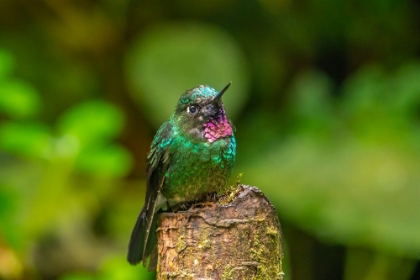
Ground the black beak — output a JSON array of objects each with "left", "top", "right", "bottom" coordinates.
[{"left": 212, "top": 82, "right": 231, "bottom": 103}]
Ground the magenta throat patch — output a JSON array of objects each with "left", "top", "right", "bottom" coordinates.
[{"left": 203, "top": 109, "right": 233, "bottom": 143}]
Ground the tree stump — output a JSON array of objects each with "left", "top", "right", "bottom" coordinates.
[{"left": 156, "top": 185, "right": 284, "bottom": 280}]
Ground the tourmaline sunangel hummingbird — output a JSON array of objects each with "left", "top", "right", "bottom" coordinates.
[{"left": 127, "top": 83, "right": 236, "bottom": 268}]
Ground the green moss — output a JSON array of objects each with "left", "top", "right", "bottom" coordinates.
[
  {"left": 217, "top": 181, "right": 243, "bottom": 205},
  {"left": 234, "top": 172, "right": 243, "bottom": 185},
  {"left": 197, "top": 238, "right": 211, "bottom": 250},
  {"left": 197, "top": 226, "right": 212, "bottom": 251},
  {"left": 248, "top": 221, "right": 282, "bottom": 280},
  {"left": 221, "top": 264, "right": 235, "bottom": 279},
  {"left": 176, "top": 226, "right": 188, "bottom": 253},
  {"left": 267, "top": 226, "right": 279, "bottom": 236}
]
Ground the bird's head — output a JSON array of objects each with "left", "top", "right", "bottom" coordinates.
[{"left": 174, "top": 83, "right": 233, "bottom": 142}]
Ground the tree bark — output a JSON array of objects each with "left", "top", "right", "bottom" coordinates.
[{"left": 156, "top": 185, "right": 284, "bottom": 280}]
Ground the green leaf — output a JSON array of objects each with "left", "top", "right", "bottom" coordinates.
[
  {"left": 341, "top": 64, "right": 390, "bottom": 116},
  {"left": 0, "top": 80, "right": 41, "bottom": 118},
  {"left": 340, "top": 63, "right": 420, "bottom": 143},
  {"left": 242, "top": 137, "right": 420, "bottom": 258},
  {"left": 0, "top": 122, "right": 52, "bottom": 158},
  {"left": 57, "top": 101, "right": 124, "bottom": 147},
  {"left": 75, "top": 144, "right": 132, "bottom": 177},
  {"left": 125, "top": 22, "right": 249, "bottom": 127}
]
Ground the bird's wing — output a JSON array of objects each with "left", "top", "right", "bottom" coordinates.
[{"left": 127, "top": 121, "right": 173, "bottom": 267}]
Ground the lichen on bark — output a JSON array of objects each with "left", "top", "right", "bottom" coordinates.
[{"left": 156, "top": 185, "right": 284, "bottom": 280}]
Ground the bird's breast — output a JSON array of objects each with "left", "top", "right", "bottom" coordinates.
[{"left": 162, "top": 135, "right": 235, "bottom": 204}]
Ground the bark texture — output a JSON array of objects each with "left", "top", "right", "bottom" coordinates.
[{"left": 156, "top": 185, "right": 284, "bottom": 280}]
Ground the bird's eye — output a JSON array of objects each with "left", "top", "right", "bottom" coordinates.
[{"left": 188, "top": 105, "right": 198, "bottom": 114}]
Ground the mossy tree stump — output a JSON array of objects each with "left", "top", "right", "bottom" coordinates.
[{"left": 156, "top": 185, "right": 284, "bottom": 280}]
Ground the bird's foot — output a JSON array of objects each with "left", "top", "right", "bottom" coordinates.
[
  {"left": 190, "top": 201, "right": 216, "bottom": 209},
  {"left": 173, "top": 202, "right": 193, "bottom": 211},
  {"left": 205, "top": 191, "right": 219, "bottom": 202}
]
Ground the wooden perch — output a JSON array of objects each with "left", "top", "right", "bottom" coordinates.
[{"left": 156, "top": 185, "right": 284, "bottom": 280}]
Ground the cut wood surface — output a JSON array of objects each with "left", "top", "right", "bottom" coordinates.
[{"left": 156, "top": 185, "right": 284, "bottom": 280}]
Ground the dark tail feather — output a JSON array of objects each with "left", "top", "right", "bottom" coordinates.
[
  {"left": 127, "top": 202, "right": 160, "bottom": 266},
  {"left": 127, "top": 207, "right": 148, "bottom": 265},
  {"left": 145, "top": 213, "right": 159, "bottom": 270},
  {"left": 128, "top": 165, "right": 164, "bottom": 266}
]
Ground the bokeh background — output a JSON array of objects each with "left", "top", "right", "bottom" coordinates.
[{"left": 1, "top": 0, "right": 420, "bottom": 279}]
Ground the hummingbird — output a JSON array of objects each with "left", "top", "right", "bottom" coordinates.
[{"left": 127, "top": 83, "right": 236, "bottom": 268}]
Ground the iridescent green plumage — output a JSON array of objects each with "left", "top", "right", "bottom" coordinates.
[{"left": 128, "top": 83, "right": 236, "bottom": 268}]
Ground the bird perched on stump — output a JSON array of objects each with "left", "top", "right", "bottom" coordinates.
[{"left": 127, "top": 83, "right": 236, "bottom": 268}]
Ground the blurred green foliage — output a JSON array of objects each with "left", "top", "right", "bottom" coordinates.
[
  {"left": 126, "top": 22, "right": 250, "bottom": 126},
  {"left": 1, "top": 0, "right": 420, "bottom": 280}
]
